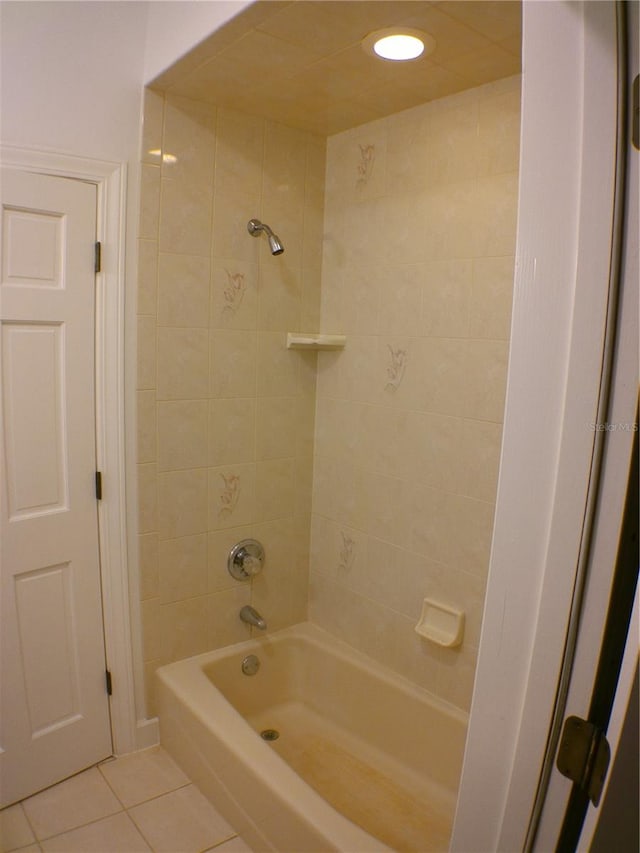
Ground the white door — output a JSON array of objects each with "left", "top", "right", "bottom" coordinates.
[{"left": 0, "top": 168, "right": 112, "bottom": 806}]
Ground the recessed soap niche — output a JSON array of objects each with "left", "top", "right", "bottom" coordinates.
[{"left": 415, "top": 598, "right": 465, "bottom": 648}]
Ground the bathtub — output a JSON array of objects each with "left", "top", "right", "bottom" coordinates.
[{"left": 156, "top": 622, "right": 467, "bottom": 852}]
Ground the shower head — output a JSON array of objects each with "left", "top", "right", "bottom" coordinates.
[{"left": 247, "top": 219, "right": 284, "bottom": 255}]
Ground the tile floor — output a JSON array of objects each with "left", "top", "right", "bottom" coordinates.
[{"left": 0, "top": 747, "right": 252, "bottom": 853}]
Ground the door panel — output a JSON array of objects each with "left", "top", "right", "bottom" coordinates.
[{"left": 0, "top": 168, "right": 112, "bottom": 806}]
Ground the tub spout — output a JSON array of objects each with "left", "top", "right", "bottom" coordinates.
[{"left": 240, "top": 605, "right": 267, "bottom": 630}]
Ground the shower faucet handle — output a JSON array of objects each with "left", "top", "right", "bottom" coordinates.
[{"left": 228, "top": 539, "right": 265, "bottom": 581}]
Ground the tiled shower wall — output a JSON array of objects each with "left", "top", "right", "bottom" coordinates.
[
  {"left": 136, "top": 76, "right": 520, "bottom": 717},
  {"left": 136, "top": 91, "right": 325, "bottom": 714},
  {"left": 310, "top": 76, "right": 520, "bottom": 711}
]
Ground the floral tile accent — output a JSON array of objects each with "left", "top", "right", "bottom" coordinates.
[
  {"left": 218, "top": 473, "right": 241, "bottom": 520},
  {"left": 222, "top": 270, "right": 246, "bottom": 318},
  {"left": 356, "top": 144, "right": 375, "bottom": 187},
  {"left": 385, "top": 346, "right": 407, "bottom": 391},
  {"left": 338, "top": 531, "right": 356, "bottom": 573}
]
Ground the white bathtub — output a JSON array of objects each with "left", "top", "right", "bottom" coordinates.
[{"left": 156, "top": 622, "right": 467, "bottom": 852}]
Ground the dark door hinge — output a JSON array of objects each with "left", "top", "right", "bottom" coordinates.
[
  {"left": 633, "top": 74, "right": 639, "bottom": 151},
  {"left": 105, "top": 669, "right": 113, "bottom": 696},
  {"left": 556, "top": 716, "right": 610, "bottom": 806},
  {"left": 95, "top": 471, "right": 102, "bottom": 500},
  {"left": 95, "top": 241, "right": 102, "bottom": 273}
]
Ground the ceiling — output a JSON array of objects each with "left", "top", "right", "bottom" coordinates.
[{"left": 151, "top": 0, "right": 521, "bottom": 137}]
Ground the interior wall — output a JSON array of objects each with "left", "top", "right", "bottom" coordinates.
[
  {"left": 310, "top": 76, "right": 521, "bottom": 712},
  {"left": 143, "top": 0, "right": 252, "bottom": 85},
  {"left": 0, "top": 0, "right": 147, "bottom": 162},
  {"left": 136, "top": 90, "right": 325, "bottom": 714}
]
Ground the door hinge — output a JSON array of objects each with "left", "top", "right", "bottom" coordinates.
[
  {"left": 94, "top": 241, "right": 102, "bottom": 273},
  {"left": 105, "top": 669, "right": 113, "bottom": 696},
  {"left": 95, "top": 471, "right": 102, "bottom": 500},
  {"left": 632, "top": 74, "right": 639, "bottom": 151},
  {"left": 556, "top": 716, "right": 610, "bottom": 806}
]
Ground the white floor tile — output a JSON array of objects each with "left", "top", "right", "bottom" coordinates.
[
  {"left": 205, "top": 836, "right": 254, "bottom": 852},
  {"left": 7, "top": 846, "right": 41, "bottom": 853},
  {"left": 0, "top": 802, "right": 36, "bottom": 851},
  {"left": 40, "top": 812, "right": 151, "bottom": 853},
  {"left": 128, "top": 785, "right": 235, "bottom": 853},
  {"left": 21, "top": 767, "right": 122, "bottom": 841},
  {"left": 99, "top": 747, "right": 189, "bottom": 808}
]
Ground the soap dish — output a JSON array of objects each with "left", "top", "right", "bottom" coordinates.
[{"left": 415, "top": 598, "right": 465, "bottom": 648}]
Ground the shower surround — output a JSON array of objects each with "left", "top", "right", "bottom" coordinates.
[
  {"left": 136, "top": 75, "right": 520, "bottom": 715},
  {"left": 136, "top": 92, "right": 326, "bottom": 714},
  {"left": 311, "top": 75, "right": 520, "bottom": 709}
]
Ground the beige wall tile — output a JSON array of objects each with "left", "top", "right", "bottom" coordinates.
[
  {"left": 445, "top": 494, "right": 495, "bottom": 580},
  {"left": 477, "top": 85, "right": 521, "bottom": 177},
  {"left": 420, "top": 259, "right": 472, "bottom": 338},
  {"left": 138, "top": 533, "right": 159, "bottom": 601},
  {"left": 406, "top": 411, "right": 465, "bottom": 492},
  {"left": 208, "top": 587, "right": 251, "bottom": 648},
  {"left": 256, "top": 396, "right": 297, "bottom": 460},
  {"left": 144, "top": 660, "right": 161, "bottom": 717},
  {"left": 157, "top": 328, "right": 209, "bottom": 401},
  {"left": 211, "top": 187, "right": 261, "bottom": 262},
  {"left": 159, "top": 534, "right": 208, "bottom": 603},
  {"left": 141, "top": 598, "right": 161, "bottom": 662},
  {"left": 139, "top": 164, "right": 160, "bottom": 240},
  {"left": 137, "top": 316, "right": 156, "bottom": 391},
  {"left": 159, "top": 178, "right": 212, "bottom": 256},
  {"left": 210, "top": 259, "right": 258, "bottom": 330},
  {"left": 135, "top": 78, "right": 519, "bottom": 713},
  {"left": 141, "top": 89, "right": 164, "bottom": 166},
  {"left": 436, "top": 643, "right": 479, "bottom": 713},
  {"left": 464, "top": 339, "right": 509, "bottom": 422},
  {"left": 377, "top": 264, "right": 424, "bottom": 337},
  {"left": 208, "top": 397, "right": 256, "bottom": 466},
  {"left": 417, "top": 337, "right": 468, "bottom": 416},
  {"left": 157, "top": 254, "right": 210, "bottom": 328},
  {"left": 469, "top": 255, "right": 515, "bottom": 340},
  {"left": 215, "top": 108, "right": 264, "bottom": 197},
  {"left": 157, "top": 400, "right": 208, "bottom": 472},
  {"left": 162, "top": 95, "right": 216, "bottom": 188},
  {"left": 426, "top": 99, "right": 479, "bottom": 187},
  {"left": 458, "top": 419, "right": 503, "bottom": 503},
  {"left": 137, "top": 463, "right": 157, "bottom": 535},
  {"left": 256, "top": 333, "right": 299, "bottom": 397},
  {"left": 209, "top": 329, "right": 257, "bottom": 398},
  {"left": 256, "top": 458, "right": 294, "bottom": 522},
  {"left": 137, "top": 390, "right": 157, "bottom": 464},
  {"left": 385, "top": 111, "right": 430, "bottom": 197},
  {"left": 160, "top": 597, "right": 209, "bottom": 663},
  {"left": 158, "top": 468, "right": 208, "bottom": 540},
  {"left": 474, "top": 172, "right": 519, "bottom": 257},
  {"left": 257, "top": 263, "right": 302, "bottom": 332},
  {"left": 208, "top": 463, "right": 256, "bottom": 530},
  {"left": 137, "top": 239, "right": 158, "bottom": 315}
]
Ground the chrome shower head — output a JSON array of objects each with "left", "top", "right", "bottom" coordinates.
[{"left": 247, "top": 219, "right": 284, "bottom": 255}]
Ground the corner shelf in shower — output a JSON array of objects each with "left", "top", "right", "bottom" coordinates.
[{"left": 286, "top": 333, "right": 346, "bottom": 351}]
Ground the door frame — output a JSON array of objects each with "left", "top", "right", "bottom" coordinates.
[
  {"left": 0, "top": 145, "right": 150, "bottom": 755},
  {"left": 451, "top": 2, "right": 637, "bottom": 850}
]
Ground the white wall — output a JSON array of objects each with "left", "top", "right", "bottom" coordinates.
[
  {"left": 0, "top": 1, "right": 147, "bottom": 162},
  {"left": 143, "top": 0, "right": 252, "bottom": 83}
]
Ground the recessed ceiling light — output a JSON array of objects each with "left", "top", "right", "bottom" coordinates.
[{"left": 362, "top": 27, "right": 435, "bottom": 62}]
